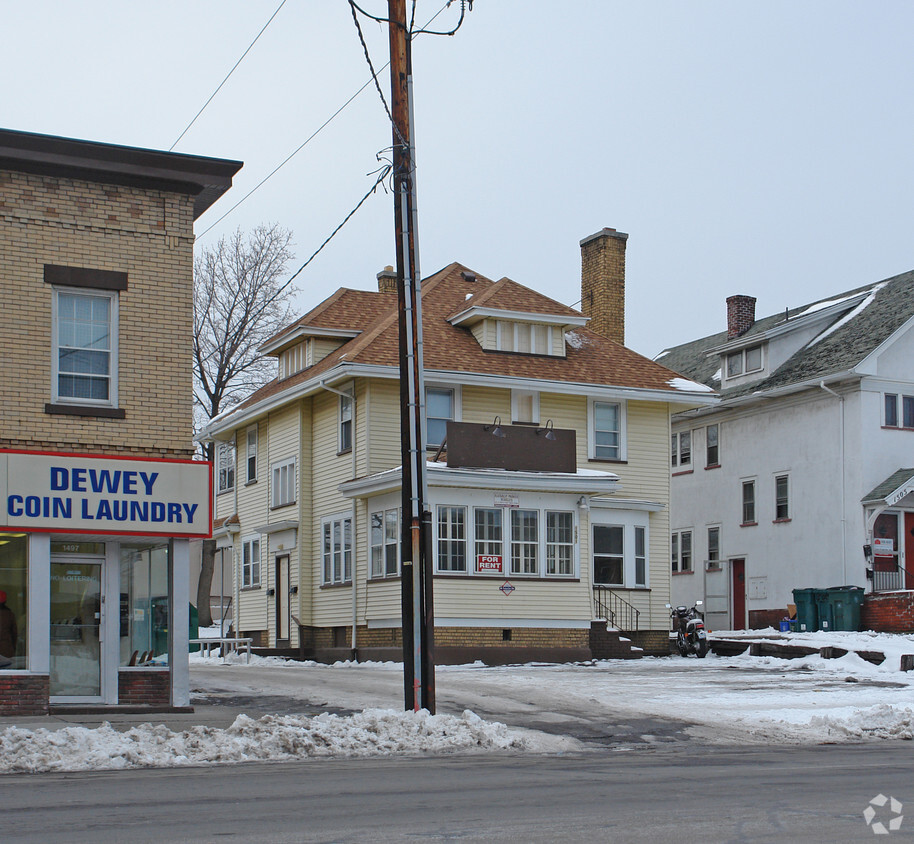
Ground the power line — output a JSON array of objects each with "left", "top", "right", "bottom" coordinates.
[{"left": 170, "top": 0, "right": 288, "bottom": 151}]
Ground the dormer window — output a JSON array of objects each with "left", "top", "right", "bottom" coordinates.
[
  {"left": 279, "top": 340, "right": 309, "bottom": 379},
  {"left": 726, "top": 344, "right": 763, "bottom": 378},
  {"left": 496, "top": 321, "right": 552, "bottom": 355}
]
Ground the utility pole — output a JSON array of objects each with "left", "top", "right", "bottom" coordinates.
[{"left": 388, "top": 0, "right": 435, "bottom": 713}]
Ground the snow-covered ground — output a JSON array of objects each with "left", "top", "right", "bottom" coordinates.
[{"left": 2, "top": 630, "right": 912, "bottom": 774}]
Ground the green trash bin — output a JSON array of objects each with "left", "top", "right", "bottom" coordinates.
[
  {"left": 792, "top": 588, "right": 818, "bottom": 632},
  {"left": 814, "top": 590, "right": 834, "bottom": 631},
  {"left": 823, "top": 586, "right": 864, "bottom": 632}
]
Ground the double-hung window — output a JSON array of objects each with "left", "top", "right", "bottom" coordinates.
[
  {"left": 370, "top": 508, "right": 399, "bottom": 577},
  {"left": 322, "top": 516, "right": 352, "bottom": 585},
  {"left": 707, "top": 526, "right": 720, "bottom": 563},
  {"left": 706, "top": 424, "right": 719, "bottom": 466},
  {"left": 775, "top": 474, "right": 790, "bottom": 520},
  {"left": 726, "top": 345, "right": 763, "bottom": 378},
  {"left": 53, "top": 289, "right": 118, "bottom": 405},
  {"left": 593, "top": 525, "right": 624, "bottom": 585},
  {"left": 241, "top": 535, "right": 261, "bottom": 587},
  {"left": 742, "top": 480, "right": 756, "bottom": 525},
  {"left": 217, "top": 441, "right": 235, "bottom": 494},
  {"left": 634, "top": 526, "right": 647, "bottom": 586},
  {"left": 510, "top": 509, "right": 538, "bottom": 575},
  {"left": 426, "top": 386, "right": 454, "bottom": 448},
  {"left": 271, "top": 458, "right": 296, "bottom": 508},
  {"left": 546, "top": 511, "right": 574, "bottom": 576},
  {"left": 437, "top": 505, "right": 467, "bottom": 572},
  {"left": 671, "top": 530, "right": 692, "bottom": 573},
  {"left": 592, "top": 400, "right": 623, "bottom": 460},
  {"left": 246, "top": 426, "right": 258, "bottom": 483},
  {"left": 339, "top": 391, "right": 353, "bottom": 453},
  {"left": 672, "top": 431, "right": 691, "bottom": 469},
  {"left": 884, "top": 393, "right": 914, "bottom": 428},
  {"left": 474, "top": 508, "right": 503, "bottom": 562}
]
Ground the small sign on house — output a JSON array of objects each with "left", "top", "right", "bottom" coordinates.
[
  {"left": 476, "top": 554, "right": 504, "bottom": 574},
  {"left": 873, "top": 537, "right": 895, "bottom": 556}
]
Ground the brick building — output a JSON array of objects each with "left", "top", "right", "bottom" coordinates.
[{"left": 0, "top": 128, "right": 240, "bottom": 714}]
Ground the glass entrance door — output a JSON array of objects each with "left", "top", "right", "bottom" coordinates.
[{"left": 50, "top": 561, "right": 103, "bottom": 698}]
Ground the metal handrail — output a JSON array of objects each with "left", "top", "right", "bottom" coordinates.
[{"left": 592, "top": 585, "right": 640, "bottom": 632}]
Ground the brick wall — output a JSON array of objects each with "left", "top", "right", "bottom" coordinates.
[
  {"left": 0, "top": 168, "right": 196, "bottom": 458},
  {"left": 580, "top": 228, "right": 627, "bottom": 345},
  {"left": 862, "top": 592, "right": 914, "bottom": 633},
  {"left": 626, "top": 630, "right": 670, "bottom": 656},
  {"left": 118, "top": 669, "right": 170, "bottom": 706},
  {"left": 749, "top": 608, "right": 789, "bottom": 630},
  {"left": 0, "top": 675, "right": 49, "bottom": 716},
  {"left": 726, "top": 295, "right": 757, "bottom": 338}
]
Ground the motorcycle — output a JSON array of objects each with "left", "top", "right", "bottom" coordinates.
[{"left": 666, "top": 601, "right": 708, "bottom": 658}]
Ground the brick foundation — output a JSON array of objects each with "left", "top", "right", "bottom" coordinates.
[
  {"left": 626, "top": 630, "right": 671, "bottom": 656},
  {"left": 303, "top": 625, "right": 592, "bottom": 664},
  {"left": 0, "top": 675, "right": 50, "bottom": 716},
  {"left": 862, "top": 592, "right": 914, "bottom": 633},
  {"left": 118, "top": 669, "right": 170, "bottom": 706}
]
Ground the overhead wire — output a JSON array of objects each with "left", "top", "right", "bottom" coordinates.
[{"left": 170, "top": 0, "right": 288, "bottom": 151}]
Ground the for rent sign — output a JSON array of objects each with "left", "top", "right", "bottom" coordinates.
[{"left": 0, "top": 450, "right": 212, "bottom": 537}]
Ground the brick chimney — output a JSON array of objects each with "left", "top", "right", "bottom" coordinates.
[
  {"left": 726, "top": 295, "right": 757, "bottom": 338},
  {"left": 580, "top": 228, "right": 628, "bottom": 345},
  {"left": 377, "top": 265, "right": 397, "bottom": 294}
]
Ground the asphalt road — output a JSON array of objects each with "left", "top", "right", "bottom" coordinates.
[{"left": 5, "top": 742, "right": 911, "bottom": 843}]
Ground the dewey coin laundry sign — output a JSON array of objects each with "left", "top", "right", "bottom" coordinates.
[{"left": 0, "top": 450, "right": 211, "bottom": 537}]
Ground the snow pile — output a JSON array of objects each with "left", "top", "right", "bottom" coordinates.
[
  {"left": 667, "top": 376, "right": 715, "bottom": 393},
  {"left": 0, "top": 709, "right": 531, "bottom": 774},
  {"left": 807, "top": 703, "right": 914, "bottom": 741}
]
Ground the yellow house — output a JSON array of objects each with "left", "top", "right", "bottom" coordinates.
[{"left": 204, "top": 229, "right": 715, "bottom": 660}]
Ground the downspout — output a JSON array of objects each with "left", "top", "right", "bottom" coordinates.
[
  {"left": 321, "top": 380, "right": 359, "bottom": 657},
  {"left": 819, "top": 382, "right": 847, "bottom": 582}
]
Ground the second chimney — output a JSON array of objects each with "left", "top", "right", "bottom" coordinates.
[
  {"left": 377, "top": 265, "right": 397, "bottom": 294},
  {"left": 726, "top": 295, "right": 757, "bottom": 338},
  {"left": 580, "top": 227, "right": 628, "bottom": 345}
]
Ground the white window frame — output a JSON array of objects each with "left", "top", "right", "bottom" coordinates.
[
  {"left": 725, "top": 344, "right": 764, "bottom": 379},
  {"left": 51, "top": 286, "right": 119, "bottom": 407},
  {"left": 241, "top": 534, "right": 261, "bottom": 588},
  {"left": 245, "top": 425, "right": 258, "bottom": 484},
  {"left": 322, "top": 514, "right": 353, "bottom": 585},
  {"left": 672, "top": 430, "right": 692, "bottom": 469},
  {"left": 496, "top": 321, "right": 554, "bottom": 355},
  {"left": 545, "top": 510, "right": 575, "bottom": 577},
  {"left": 774, "top": 473, "right": 790, "bottom": 521},
  {"left": 706, "top": 423, "right": 720, "bottom": 466},
  {"left": 741, "top": 479, "right": 757, "bottom": 525},
  {"left": 509, "top": 509, "right": 539, "bottom": 575},
  {"left": 707, "top": 525, "right": 721, "bottom": 564},
  {"left": 370, "top": 508, "right": 400, "bottom": 578},
  {"left": 271, "top": 458, "right": 296, "bottom": 508},
  {"left": 589, "top": 398, "right": 627, "bottom": 461},
  {"left": 511, "top": 389, "right": 540, "bottom": 424},
  {"left": 671, "top": 529, "right": 692, "bottom": 573},
  {"left": 217, "top": 440, "right": 235, "bottom": 494},
  {"left": 634, "top": 525, "right": 647, "bottom": 587},
  {"left": 426, "top": 384, "right": 459, "bottom": 449},
  {"left": 593, "top": 524, "right": 624, "bottom": 585},
  {"left": 436, "top": 505, "right": 467, "bottom": 573},
  {"left": 338, "top": 389, "right": 353, "bottom": 453}
]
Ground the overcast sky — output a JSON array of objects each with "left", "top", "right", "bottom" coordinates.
[{"left": 5, "top": 1, "right": 913, "bottom": 357}]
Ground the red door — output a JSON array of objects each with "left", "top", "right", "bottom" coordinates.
[
  {"left": 731, "top": 559, "right": 746, "bottom": 630},
  {"left": 905, "top": 514, "right": 914, "bottom": 590}
]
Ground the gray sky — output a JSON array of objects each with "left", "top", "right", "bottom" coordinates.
[{"left": 5, "top": 1, "right": 913, "bottom": 357}]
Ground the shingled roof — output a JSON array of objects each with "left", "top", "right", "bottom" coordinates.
[
  {"left": 219, "top": 261, "right": 709, "bottom": 423},
  {"left": 657, "top": 269, "right": 914, "bottom": 399}
]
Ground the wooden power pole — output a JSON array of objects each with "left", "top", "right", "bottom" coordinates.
[{"left": 388, "top": 0, "right": 435, "bottom": 713}]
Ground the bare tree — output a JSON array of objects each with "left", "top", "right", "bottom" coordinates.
[{"left": 193, "top": 224, "right": 296, "bottom": 627}]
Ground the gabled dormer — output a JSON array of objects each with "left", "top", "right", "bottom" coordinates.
[
  {"left": 260, "top": 325, "right": 360, "bottom": 380},
  {"left": 447, "top": 277, "right": 588, "bottom": 358},
  {"left": 705, "top": 289, "right": 880, "bottom": 389}
]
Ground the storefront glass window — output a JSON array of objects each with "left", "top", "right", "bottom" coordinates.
[
  {"left": 120, "top": 545, "right": 170, "bottom": 666},
  {"left": 0, "top": 534, "right": 27, "bottom": 669}
]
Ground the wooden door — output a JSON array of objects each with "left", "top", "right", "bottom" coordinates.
[
  {"left": 905, "top": 514, "right": 914, "bottom": 591},
  {"left": 731, "top": 558, "right": 746, "bottom": 630}
]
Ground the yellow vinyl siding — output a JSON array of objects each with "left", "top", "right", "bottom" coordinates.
[
  {"left": 461, "top": 385, "right": 510, "bottom": 423},
  {"left": 539, "top": 393, "right": 588, "bottom": 465},
  {"left": 311, "top": 337, "right": 346, "bottom": 366},
  {"left": 367, "top": 378, "right": 400, "bottom": 473}
]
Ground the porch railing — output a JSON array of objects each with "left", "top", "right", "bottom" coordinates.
[
  {"left": 872, "top": 561, "right": 913, "bottom": 593},
  {"left": 592, "top": 586, "right": 640, "bottom": 633}
]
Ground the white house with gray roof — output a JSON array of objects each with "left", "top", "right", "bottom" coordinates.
[{"left": 659, "top": 270, "right": 914, "bottom": 631}]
